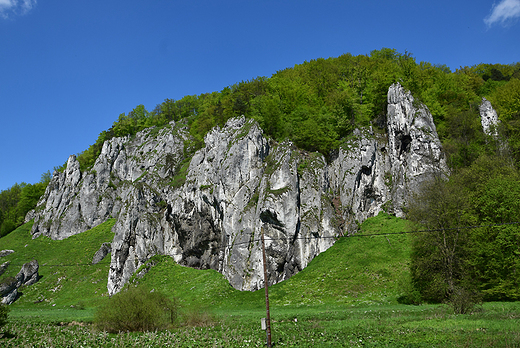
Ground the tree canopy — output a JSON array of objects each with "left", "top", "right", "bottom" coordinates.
[
  {"left": 407, "top": 155, "right": 520, "bottom": 308},
  {"left": 0, "top": 171, "right": 50, "bottom": 237},
  {"left": 69, "top": 49, "right": 520, "bottom": 172}
]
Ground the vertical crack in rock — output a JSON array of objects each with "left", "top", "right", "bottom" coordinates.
[{"left": 397, "top": 132, "right": 412, "bottom": 157}]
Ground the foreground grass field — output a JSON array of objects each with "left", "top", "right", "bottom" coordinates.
[
  {"left": 3, "top": 302, "right": 520, "bottom": 347},
  {"left": 1, "top": 213, "right": 520, "bottom": 347}
]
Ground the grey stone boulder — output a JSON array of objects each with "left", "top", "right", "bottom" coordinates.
[
  {"left": 0, "top": 277, "right": 17, "bottom": 297},
  {"left": 0, "top": 261, "right": 9, "bottom": 277},
  {"left": 1, "top": 279, "right": 20, "bottom": 305},
  {"left": 1, "top": 288, "right": 18, "bottom": 305},
  {"left": 1, "top": 259, "right": 40, "bottom": 305},
  {"left": 92, "top": 243, "right": 112, "bottom": 264},
  {"left": 16, "top": 259, "right": 40, "bottom": 287},
  {"left": 0, "top": 250, "right": 14, "bottom": 258}
]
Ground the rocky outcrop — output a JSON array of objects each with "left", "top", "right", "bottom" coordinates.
[
  {"left": 480, "top": 97, "right": 499, "bottom": 137},
  {"left": 16, "top": 259, "right": 39, "bottom": 286},
  {"left": 30, "top": 121, "right": 189, "bottom": 240},
  {"left": 29, "top": 83, "right": 448, "bottom": 295},
  {"left": 0, "top": 261, "right": 9, "bottom": 277},
  {"left": 479, "top": 97, "right": 509, "bottom": 156},
  {"left": 92, "top": 243, "right": 112, "bottom": 265},
  {"left": 386, "top": 83, "right": 448, "bottom": 214},
  {"left": 0, "top": 250, "right": 14, "bottom": 258},
  {"left": 1, "top": 259, "right": 39, "bottom": 305},
  {"left": 0, "top": 277, "right": 17, "bottom": 305}
]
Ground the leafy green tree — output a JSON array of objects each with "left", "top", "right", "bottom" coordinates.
[
  {"left": 0, "top": 172, "right": 50, "bottom": 237},
  {"left": 16, "top": 182, "right": 47, "bottom": 224},
  {"left": 250, "top": 94, "right": 284, "bottom": 139},
  {"left": 40, "top": 170, "right": 52, "bottom": 185},
  {"left": 457, "top": 157, "right": 520, "bottom": 300},
  {"left": 0, "top": 183, "right": 23, "bottom": 237},
  {"left": 489, "top": 78, "right": 520, "bottom": 122},
  {"left": 158, "top": 98, "right": 176, "bottom": 121},
  {"left": 0, "top": 219, "right": 16, "bottom": 238},
  {"left": 441, "top": 108, "right": 486, "bottom": 169},
  {"left": 408, "top": 155, "right": 520, "bottom": 308},
  {"left": 291, "top": 107, "right": 339, "bottom": 155},
  {"left": 407, "top": 175, "right": 476, "bottom": 308}
]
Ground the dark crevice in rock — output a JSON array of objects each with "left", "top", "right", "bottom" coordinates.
[
  {"left": 398, "top": 132, "right": 412, "bottom": 157},
  {"left": 361, "top": 165, "right": 371, "bottom": 176},
  {"left": 260, "top": 210, "right": 285, "bottom": 231},
  {"left": 174, "top": 205, "right": 222, "bottom": 271},
  {"left": 293, "top": 220, "right": 301, "bottom": 244}
]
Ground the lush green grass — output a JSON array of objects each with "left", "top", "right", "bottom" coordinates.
[
  {"left": 0, "top": 219, "right": 115, "bottom": 309},
  {"left": 125, "top": 212, "right": 413, "bottom": 312},
  {"left": 1, "top": 213, "right": 520, "bottom": 346},
  {"left": 2, "top": 302, "right": 520, "bottom": 347},
  {"left": 268, "top": 212, "right": 413, "bottom": 307}
]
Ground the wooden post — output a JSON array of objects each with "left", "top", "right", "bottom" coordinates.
[{"left": 261, "top": 226, "right": 272, "bottom": 348}]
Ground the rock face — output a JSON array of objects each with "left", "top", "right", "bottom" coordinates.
[
  {"left": 385, "top": 83, "right": 447, "bottom": 214},
  {"left": 31, "top": 122, "right": 188, "bottom": 240},
  {"left": 1, "top": 259, "right": 39, "bottom": 305},
  {"left": 28, "top": 83, "right": 448, "bottom": 295},
  {"left": 480, "top": 97, "right": 500, "bottom": 136},
  {"left": 92, "top": 243, "right": 112, "bottom": 265},
  {"left": 479, "top": 97, "right": 509, "bottom": 155}
]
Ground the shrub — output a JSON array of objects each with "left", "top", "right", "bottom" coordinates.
[
  {"left": 169, "top": 160, "right": 190, "bottom": 189},
  {"left": 181, "top": 308, "right": 216, "bottom": 328},
  {"left": 94, "top": 285, "right": 177, "bottom": 333},
  {"left": 396, "top": 274, "right": 422, "bottom": 305},
  {"left": 0, "top": 219, "right": 17, "bottom": 238},
  {"left": 0, "top": 304, "right": 8, "bottom": 331},
  {"left": 447, "top": 284, "right": 482, "bottom": 314}
]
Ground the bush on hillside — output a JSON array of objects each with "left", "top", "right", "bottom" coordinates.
[
  {"left": 396, "top": 274, "right": 422, "bottom": 305},
  {"left": 181, "top": 307, "right": 216, "bottom": 328},
  {"left": 448, "top": 284, "right": 482, "bottom": 314},
  {"left": 0, "top": 304, "right": 8, "bottom": 332},
  {"left": 94, "top": 285, "right": 177, "bottom": 333}
]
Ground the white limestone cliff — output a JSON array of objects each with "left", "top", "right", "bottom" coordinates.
[{"left": 28, "top": 83, "right": 448, "bottom": 295}]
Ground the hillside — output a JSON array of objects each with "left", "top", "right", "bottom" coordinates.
[
  {"left": 0, "top": 212, "right": 410, "bottom": 314},
  {"left": 1, "top": 49, "right": 520, "bottom": 310},
  {"left": 19, "top": 82, "right": 446, "bottom": 297},
  {"left": 3, "top": 215, "right": 520, "bottom": 347}
]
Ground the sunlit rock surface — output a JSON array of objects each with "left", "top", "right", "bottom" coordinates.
[{"left": 29, "top": 83, "right": 448, "bottom": 295}]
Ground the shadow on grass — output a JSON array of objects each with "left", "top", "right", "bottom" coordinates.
[{"left": 0, "top": 330, "right": 16, "bottom": 339}]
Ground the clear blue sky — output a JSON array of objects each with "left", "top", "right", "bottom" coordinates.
[{"left": 1, "top": 0, "right": 519, "bottom": 191}]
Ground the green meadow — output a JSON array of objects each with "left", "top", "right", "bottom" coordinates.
[{"left": 1, "top": 213, "right": 519, "bottom": 347}]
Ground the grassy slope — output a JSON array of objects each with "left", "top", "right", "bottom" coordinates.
[
  {"left": 3, "top": 214, "right": 520, "bottom": 347},
  {"left": 0, "top": 220, "right": 115, "bottom": 312},
  {"left": 268, "top": 212, "right": 412, "bottom": 307},
  {"left": 128, "top": 212, "right": 413, "bottom": 312},
  {"left": 0, "top": 212, "right": 410, "bottom": 316}
]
